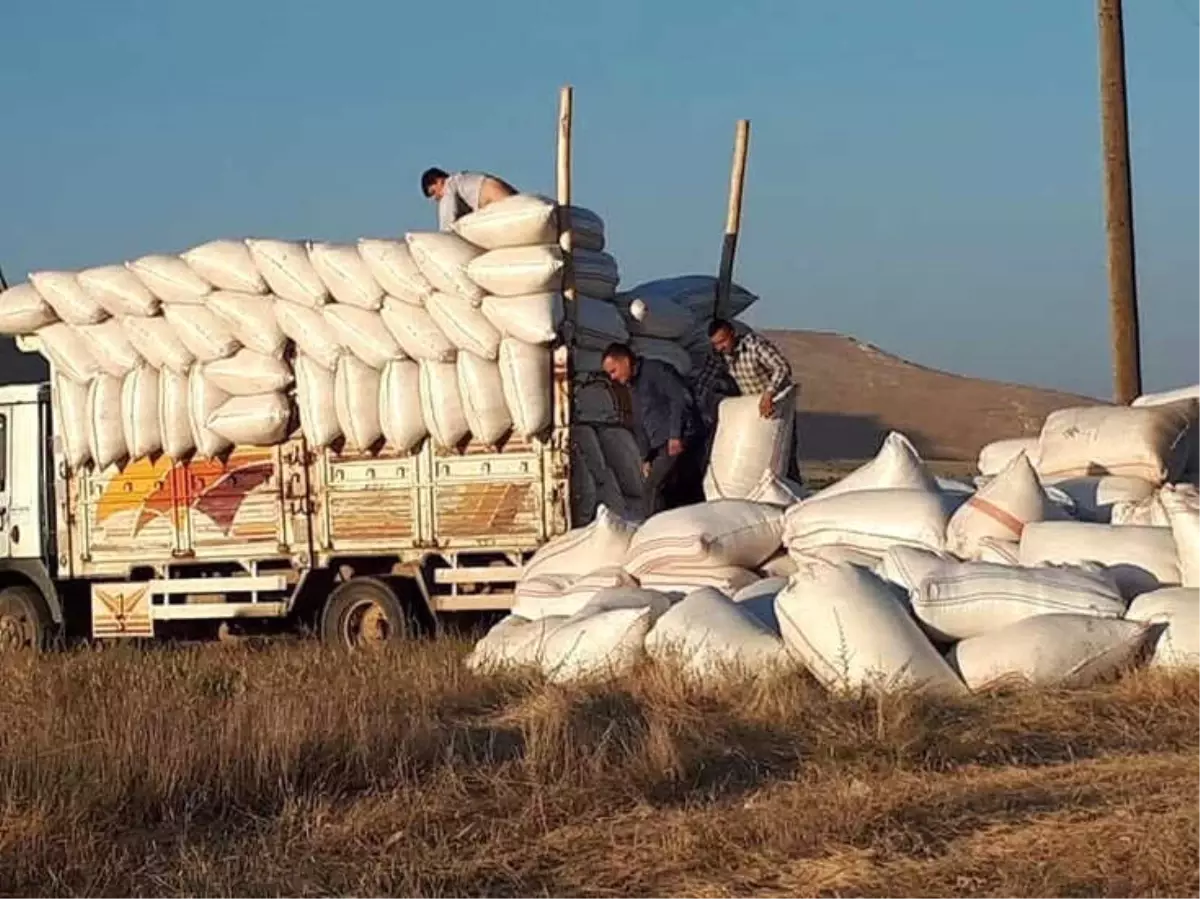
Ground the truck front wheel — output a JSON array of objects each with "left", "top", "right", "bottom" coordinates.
[
  {"left": 320, "top": 577, "right": 410, "bottom": 648},
  {"left": 0, "top": 584, "right": 53, "bottom": 653}
]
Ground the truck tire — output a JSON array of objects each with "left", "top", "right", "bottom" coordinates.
[
  {"left": 320, "top": 577, "right": 411, "bottom": 648},
  {"left": 0, "top": 584, "right": 54, "bottom": 653}
]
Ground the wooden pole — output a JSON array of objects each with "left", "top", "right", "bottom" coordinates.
[
  {"left": 714, "top": 119, "right": 750, "bottom": 321},
  {"left": 557, "top": 86, "right": 576, "bottom": 318},
  {"left": 1097, "top": 0, "right": 1142, "bottom": 403}
]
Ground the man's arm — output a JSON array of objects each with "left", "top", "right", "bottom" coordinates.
[
  {"left": 437, "top": 190, "right": 459, "bottom": 231},
  {"left": 753, "top": 334, "right": 794, "bottom": 396}
]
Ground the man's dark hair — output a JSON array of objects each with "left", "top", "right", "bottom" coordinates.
[
  {"left": 420, "top": 167, "right": 448, "bottom": 197},
  {"left": 601, "top": 342, "right": 634, "bottom": 362},
  {"left": 707, "top": 318, "right": 735, "bottom": 338}
]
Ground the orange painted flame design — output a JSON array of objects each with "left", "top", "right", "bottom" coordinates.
[{"left": 95, "top": 449, "right": 276, "bottom": 537}]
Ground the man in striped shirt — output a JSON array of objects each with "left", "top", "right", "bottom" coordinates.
[{"left": 692, "top": 319, "right": 802, "bottom": 482}]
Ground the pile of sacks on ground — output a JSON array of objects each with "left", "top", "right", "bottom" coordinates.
[
  {"left": 469, "top": 388, "right": 1199, "bottom": 692},
  {"left": 0, "top": 195, "right": 758, "bottom": 496}
]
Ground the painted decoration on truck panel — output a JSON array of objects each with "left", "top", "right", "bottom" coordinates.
[{"left": 95, "top": 450, "right": 275, "bottom": 537}]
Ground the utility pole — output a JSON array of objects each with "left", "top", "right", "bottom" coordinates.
[{"left": 1097, "top": 0, "right": 1142, "bottom": 403}]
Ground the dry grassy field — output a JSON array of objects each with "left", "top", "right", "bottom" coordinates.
[{"left": 0, "top": 637, "right": 1195, "bottom": 897}]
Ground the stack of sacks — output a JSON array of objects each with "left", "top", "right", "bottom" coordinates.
[{"left": 0, "top": 194, "right": 614, "bottom": 472}]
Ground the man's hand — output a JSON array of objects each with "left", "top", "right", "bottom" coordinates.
[
  {"left": 758, "top": 391, "right": 776, "bottom": 419},
  {"left": 667, "top": 438, "right": 685, "bottom": 457},
  {"left": 641, "top": 461, "right": 651, "bottom": 478}
]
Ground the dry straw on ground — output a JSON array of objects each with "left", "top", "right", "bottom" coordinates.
[{"left": 0, "top": 637, "right": 1195, "bottom": 897}]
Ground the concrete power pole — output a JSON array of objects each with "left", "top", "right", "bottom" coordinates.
[{"left": 1096, "top": 0, "right": 1143, "bottom": 403}]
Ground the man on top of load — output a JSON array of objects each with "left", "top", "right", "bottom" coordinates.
[
  {"left": 601, "top": 342, "right": 708, "bottom": 518},
  {"left": 692, "top": 318, "right": 803, "bottom": 484},
  {"left": 421, "top": 167, "right": 518, "bottom": 231}
]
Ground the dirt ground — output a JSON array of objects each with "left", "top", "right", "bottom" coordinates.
[{"left": 0, "top": 640, "right": 1194, "bottom": 897}]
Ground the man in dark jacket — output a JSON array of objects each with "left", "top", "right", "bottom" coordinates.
[{"left": 601, "top": 343, "right": 707, "bottom": 518}]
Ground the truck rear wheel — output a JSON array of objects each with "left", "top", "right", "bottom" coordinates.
[
  {"left": 0, "top": 584, "right": 53, "bottom": 653},
  {"left": 320, "top": 577, "right": 410, "bottom": 648}
]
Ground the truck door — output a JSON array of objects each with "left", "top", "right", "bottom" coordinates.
[{"left": 0, "top": 406, "right": 11, "bottom": 558}]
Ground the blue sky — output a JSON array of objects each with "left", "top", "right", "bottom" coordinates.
[{"left": 1, "top": 0, "right": 1195, "bottom": 397}]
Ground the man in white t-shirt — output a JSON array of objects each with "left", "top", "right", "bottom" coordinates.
[{"left": 420, "top": 167, "right": 517, "bottom": 231}]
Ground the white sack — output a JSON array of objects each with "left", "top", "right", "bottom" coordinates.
[
  {"left": 37, "top": 323, "right": 101, "bottom": 384},
  {"left": 977, "top": 537, "right": 1021, "bottom": 565},
  {"left": 182, "top": 240, "right": 266, "bottom": 294},
  {"left": 1161, "top": 485, "right": 1199, "bottom": 588},
  {"left": 809, "top": 432, "right": 937, "bottom": 501},
  {"left": 77, "top": 319, "right": 142, "bottom": 378},
  {"left": 53, "top": 374, "right": 91, "bottom": 470},
  {"left": 775, "top": 560, "right": 966, "bottom": 695},
  {"left": 523, "top": 505, "right": 638, "bottom": 581},
  {"left": 293, "top": 354, "right": 341, "bottom": 448},
  {"left": 380, "top": 297, "right": 456, "bottom": 363},
  {"left": 746, "top": 471, "right": 806, "bottom": 507},
  {"left": 405, "top": 232, "right": 484, "bottom": 303},
  {"left": 275, "top": 300, "right": 342, "bottom": 370},
  {"left": 0, "top": 283, "right": 57, "bottom": 335},
  {"left": 30, "top": 271, "right": 109, "bottom": 325},
  {"left": 465, "top": 615, "right": 565, "bottom": 673},
  {"left": 126, "top": 255, "right": 211, "bottom": 306},
  {"left": 121, "top": 366, "right": 161, "bottom": 460},
  {"left": 419, "top": 360, "right": 469, "bottom": 448},
  {"left": 466, "top": 245, "right": 562, "bottom": 297},
  {"left": 207, "top": 393, "right": 291, "bottom": 447},
  {"left": 203, "top": 349, "right": 294, "bottom": 396},
  {"left": 77, "top": 265, "right": 159, "bottom": 317},
  {"left": 948, "top": 614, "right": 1150, "bottom": 690},
  {"left": 573, "top": 297, "right": 629, "bottom": 350},
  {"left": 378, "top": 359, "right": 426, "bottom": 452},
  {"left": 913, "top": 561, "right": 1125, "bottom": 641},
  {"left": 87, "top": 374, "right": 127, "bottom": 470},
  {"left": 1048, "top": 475, "right": 1157, "bottom": 523},
  {"left": 308, "top": 242, "right": 384, "bottom": 309},
  {"left": 246, "top": 239, "right": 328, "bottom": 307},
  {"left": 946, "top": 452, "right": 1055, "bottom": 558},
  {"left": 1124, "top": 587, "right": 1200, "bottom": 668},
  {"left": 638, "top": 566, "right": 761, "bottom": 597},
  {"left": 334, "top": 355, "right": 382, "bottom": 451},
  {"left": 451, "top": 194, "right": 558, "bottom": 250},
  {"left": 163, "top": 305, "right": 240, "bottom": 363},
  {"left": 977, "top": 437, "right": 1040, "bottom": 477},
  {"left": 644, "top": 587, "right": 787, "bottom": 678},
  {"left": 157, "top": 366, "right": 194, "bottom": 459},
  {"left": 481, "top": 292, "right": 561, "bottom": 345},
  {"left": 1019, "top": 521, "right": 1181, "bottom": 599},
  {"left": 1111, "top": 494, "right": 1169, "bottom": 527},
  {"left": 356, "top": 239, "right": 435, "bottom": 307},
  {"left": 596, "top": 427, "right": 643, "bottom": 498},
  {"left": 625, "top": 500, "right": 784, "bottom": 575},
  {"left": 323, "top": 304, "right": 404, "bottom": 370},
  {"left": 784, "top": 488, "right": 949, "bottom": 557},
  {"left": 188, "top": 366, "right": 233, "bottom": 458},
  {"left": 1037, "top": 405, "right": 1192, "bottom": 484},
  {"left": 1132, "top": 385, "right": 1200, "bottom": 407},
  {"left": 122, "top": 315, "right": 195, "bottom": 373},
  {"left": 539, "top": 598, "right": 658, "bottom": 684},
  {"left": 208, "top": 291, "right": 287, "bottom": 358},
  {"left": 572, "top": 250, "right": 620, "bottom": 299},
  {"left": 704, "top": 393, "right": 795, "bottom": 500},
  {"left": 428, "top": 291, "right": 501, "bottom": 360},
  {"left": 511, "top": 566, "right": 639, "bottom": 621},
  {"left": 623, "top": 294, "right": 696, "bottom": 340},
  {"left": 498, "top": 338, "right": 551, "bottom": 438},
  {"left": 877, "top": 545, "right": 957, "bottom": 594},
  {"left": 457, "top": 352, "right": 512, "bottom": 445}
]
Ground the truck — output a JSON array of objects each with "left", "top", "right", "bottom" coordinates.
[{"left": 0, "top": 343, "right": 612, "bottom": 651}]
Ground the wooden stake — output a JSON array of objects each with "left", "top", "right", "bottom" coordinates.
[
  {"left": 557, "top": 86, "right": 577, "bottom": 315},
  {"left": 714, "top": 119, "right": 750, "bottom": 321},
  {"left": 1097, "top": 0, "right": 1142, "bottom": 403}
]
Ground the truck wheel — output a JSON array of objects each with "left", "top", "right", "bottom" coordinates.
[
  {"left": 320, "top": 577, "right": 410, "bottom": 648},
  {"left": 0, "top": 585, "right": 53, "bottom": 653}
]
